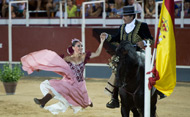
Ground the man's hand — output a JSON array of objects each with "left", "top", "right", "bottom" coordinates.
[{"left": 136, "top": 41, "right": 144, "bottom": 48}]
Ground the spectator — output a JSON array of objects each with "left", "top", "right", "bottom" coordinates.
[
  {"left": 175, "top": 2, "right": 180, "bottom": 17},
  {"left": 108, "top": 0, "right": 115, "bottom": 4},
  {"left": 174, "top": 1, "right": 188, "bottom": 17},
  {"left": 88, "top": 3, "right": 103, "bottom": 17},
  {"left": 55, "top": 0, "right": 65, "bottom": 17},
  {"left": 28, "top": 0, "right": 37, "bottom": 11},
  {"left": 28, "top": 0, "right": 47, "bottom": 11},
  {"left": 109, "top": 0, "right": 124, "bottom": 18},
  {"left": 36, "top": 0, "right": 48, "bottom": 11},
  {"left": 75, "top": 0, "right": 85, "bottom": 8},
  {"left": 145, "top": 0, "right": 155, "bottom": 17},
  {"left": 184, "top": 0, "right": 190, "bottom": 17},
  {"left": 0, "top": 0, "right": 2, "bottom": 17},
  {"left": 75, "top": 0, "right": 85, "bottom": 17},
  {"left": 78, "top": 0, "right": 91, "bottom": 17},
  {"left": 125, "top": 0, "right": 142, "bottom": 12},
  {"left": 67, "top": 0, "right": 77, "bottom": 17},
  {"left": 105, "top": 0, "right": 112, "bottom": 17},
  {"left": 46, "top": 0, "right": 60, "bottom": 17},
  {"left": 16, "top": 3, "right": 26, "bottom": 17},
  {"left": 1, "top": 0, "right": 17, "bottom": 18}
]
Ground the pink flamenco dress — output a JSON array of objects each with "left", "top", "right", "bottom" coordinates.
[{"left": 21, "top": 49, "right": 92, "bottom": 114}]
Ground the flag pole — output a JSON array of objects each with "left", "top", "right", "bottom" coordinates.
[
  {"left": 144, "top": 17, "right": 160, "bottom": 117},
  {"left": 151, "top": 27, "right": 160, "bottom": 68}
]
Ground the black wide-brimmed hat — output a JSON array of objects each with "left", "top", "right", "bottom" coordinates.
[{"left": 118, "top": 5, "right": 141, "bottom": 15}]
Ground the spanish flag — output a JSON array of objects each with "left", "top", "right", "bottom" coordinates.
[{"left": 154, "top": 0, "right": 176, "bottom": 96}]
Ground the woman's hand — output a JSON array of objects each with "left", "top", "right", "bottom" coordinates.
[
  {"left": 100, "top": 32, "right": 107, "bottom": 40},
  {"left": 90, "top": 33, "right": 106, "bottom": 59},
  {"left": 100, "top": 36, "right": 106, "bottom": 44}
]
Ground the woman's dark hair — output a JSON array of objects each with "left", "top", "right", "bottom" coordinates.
[
  {"left": 67, "top": 38, "right": 80, "bottom": 55},
  {"left": 72, "top": 41, "right": 79, "bottom": 47}
]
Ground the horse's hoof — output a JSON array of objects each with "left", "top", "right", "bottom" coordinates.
[{"left": 106, "top": 99, "right": 120, "bottom": 108}]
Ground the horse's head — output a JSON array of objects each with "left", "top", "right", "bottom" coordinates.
[{"left": 115, "top": 41, "right": 143, "bottom": 87}]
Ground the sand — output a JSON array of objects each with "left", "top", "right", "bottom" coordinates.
[{"left": 0, "top": 77, "right": 190, "bottom": 117}]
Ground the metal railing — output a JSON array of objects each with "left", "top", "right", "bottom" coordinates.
[
  {"left": 135, "top": 0, "right": 144, "bottom": 21},
  {"left": 1, "top": 0, "right": 187, "bottom": 28},
  {"left": 81, "top": 0, "right": 106, "bottom": 53},
  {"left": 7, "top": 0, "right": 29, "bottom": 67},
  {"left": 59, "top": 0, "right": 68, "bottom": 27},
  {"left": 81, "top": 0, "right": 106, "bottom": 77}
]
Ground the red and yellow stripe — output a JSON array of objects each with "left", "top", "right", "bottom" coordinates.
[{"left": 155, "top": 0, "right": 176, "bottom": 96}]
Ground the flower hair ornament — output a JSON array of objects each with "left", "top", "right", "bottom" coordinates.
[{"left": 71, "top": 38, "right": 80, "bottom": 44}]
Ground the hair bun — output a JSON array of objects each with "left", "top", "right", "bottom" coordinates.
[{"left": 67, "top": 46, "right": 74, "bottom": 55}]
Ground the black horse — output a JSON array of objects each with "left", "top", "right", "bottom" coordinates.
[{"left": 115, "top": 40, "right": 158, "bottom": 117}]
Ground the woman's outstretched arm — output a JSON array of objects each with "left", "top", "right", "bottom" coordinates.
[{"left": 90, "top": 36, "right": 106, "bottom": 59}]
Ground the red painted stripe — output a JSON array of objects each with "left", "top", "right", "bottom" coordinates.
[{"left": 164, "top": 0, "right": 175, "bottom": 25}]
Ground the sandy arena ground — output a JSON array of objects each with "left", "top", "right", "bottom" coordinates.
[{"left": 0, "top": 77, "right": 190, "bottom": 117}]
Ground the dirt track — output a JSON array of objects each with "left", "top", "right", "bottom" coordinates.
[{"left": 0, "top": 77, "right": 190, "bottom": 117}]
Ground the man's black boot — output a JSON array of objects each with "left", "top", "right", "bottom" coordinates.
[
  {"left": 156, "top": 90, "right": 166, "bottom": 99},
  {"left": 106, "top": 98, "right": 119, "bottom": 108},
  {"left": 106, "top": 87, "right": 119, "bottom": 108}
]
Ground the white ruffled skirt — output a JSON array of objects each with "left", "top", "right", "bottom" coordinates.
[{"left": 40, "top": 80, "right": 83, "bottom": 115}]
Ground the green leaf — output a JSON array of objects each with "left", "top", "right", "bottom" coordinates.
[{"left": 0, "top": 63, "right": 24, "bottom": 82}]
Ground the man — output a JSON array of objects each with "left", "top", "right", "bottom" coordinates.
[{"left": 100, "top": 5, "right": 154, "bottom": 108}]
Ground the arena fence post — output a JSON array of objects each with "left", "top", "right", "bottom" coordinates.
[
  {"left": 144, "top": 40, "right": 151, "bottom": 117},
  {"left": 82, "top": 0, "right": 106, "bottom": 78},
  {"left": 8, "top": 1, "right": 29, "bottom": 68}
]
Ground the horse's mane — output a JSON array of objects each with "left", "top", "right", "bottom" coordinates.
[
  {"left": 117, "top": 41, "right": 139, "bottom": 64},
  {"left": 116, "top": 41, "right": 145, "bottom": 84}
]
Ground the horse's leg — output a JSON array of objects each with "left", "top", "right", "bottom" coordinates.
[
  {"left": 121, "top": 104, "right": 130, "bottom": 117},
  {"left": 119, "top": 88, "right": 130, "bottom": 117},
  {"left": 138, "top": 108, "right": 144, "bottom": 117},
  {"left": 151, "top": 91, "right": 158, "bottom": 117},
  {"left": 131, "top": 108, "right": 140, "bottom": 117}
]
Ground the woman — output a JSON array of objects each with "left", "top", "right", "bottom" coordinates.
[
  {"left": 109, "top": 0, "right": 124, "bottom": 18},
  {"left": 145, "top": 0, "right": 155, "bottom": 17},
  {"left": 21, "top": 37, "right": 105, "bottom": 114},
  {"left": 67, "top": 0, "right": 77, "bottom": 17}
]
